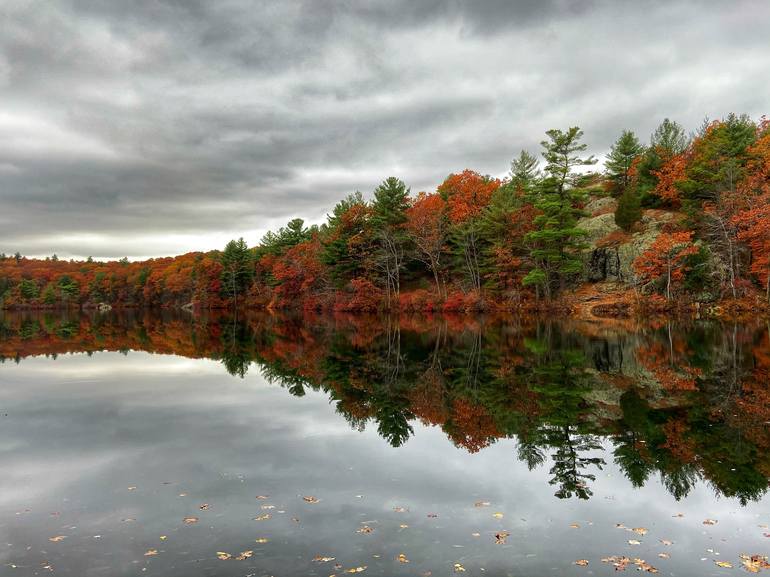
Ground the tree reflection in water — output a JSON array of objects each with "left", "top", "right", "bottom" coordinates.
[{"left": 1, "top": 310, "right": 769, "bottom": 504}]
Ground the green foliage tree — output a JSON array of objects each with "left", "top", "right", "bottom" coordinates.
[
  {"left": 19, "top": 278, "right": 39, "bottom": 300},
  {"left": 220, "top": 237, "right": 254, "bottom": 306},
  {"left": 508, "top": 150, "right": 540, "bottom": 193},
  {"left": 605, "top": 130, "right": 644, "bottom": 194},
  {"left": 523, "top": 127, "right": 596, "bottom": 298},
  {"left": 614, "top": 187, "right": 642, "bottom": 231},
  {"left": 371, "top": 177, "right": 411, "bottom": 305},
  {"left": 635, "top": 118, "right": 689, "bottom": 206}
]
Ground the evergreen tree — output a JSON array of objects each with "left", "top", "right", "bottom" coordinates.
[
  {"left": 523, "top": 127, "right": 596, "bottom": 298},
  {"left": 321, "top": 192, "right": 374, "bottom": 288},
  {"left": 605, "top": 130, "right": 643, "bottom": 194},
  {"left": 371, "top": 177, "right": 411, "bottom": 305},
  {"left": 220, "top": 237, "right": 254, "bottom": 305},
  {"left": 509, "top": 150, "right": 540, "bottom": 193},
  {"left": 614, "top": 187, "right": 642, "bottom": 231}
]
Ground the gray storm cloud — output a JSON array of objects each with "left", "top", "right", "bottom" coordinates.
[{"left": 1, "top": 0, "right": 769, "bottom": 259}]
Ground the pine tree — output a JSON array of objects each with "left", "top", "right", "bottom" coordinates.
[
  {"left": 614, "top": 187, "right": 642, "bottom": 231},
  {"left": 509, "top": 150, "right": 540, "bottom": 193},
  {"left": 220, "top": 237, "right": 254, "bottom": 306},
  {"left": 371, "top": 177, "right": 411, "bottom": 306},
  {"left": 605, "top": 130, "right": 643, "bottom": 194},
  {"left": 523, "top": 127, "right": 596, "bottom": 299}
]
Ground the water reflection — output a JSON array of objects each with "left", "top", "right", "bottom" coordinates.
[{"left": 1, "top": 310, "right": 769, "bottom": 504}]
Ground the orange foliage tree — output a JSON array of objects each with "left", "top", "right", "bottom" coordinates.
[{"left": 634, "top": 232, "right": 698, "bottom": 300}]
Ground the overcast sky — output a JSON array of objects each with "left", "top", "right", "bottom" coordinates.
[{"left": 1, "top": 0, "right": 769, "bottom": 260}]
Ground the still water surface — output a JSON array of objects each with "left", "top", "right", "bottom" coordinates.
[{"left": 0, "top": 311, "right": 768, "bottom": 576}]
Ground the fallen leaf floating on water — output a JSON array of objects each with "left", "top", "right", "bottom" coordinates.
[
  {"left": 345, "top": 566, "right": 367, "bottom": 573},
  {"left": 427, "top": 513, "right": 438, "bottom": 518},
  {"left": 254, "top": 514, "right": 271, "bottom": 521},
  {"left": 602, "top": 556, "right": 631, "bottom": 571},
  {"left": 255, "top": 538, "right": 269, "bottom": 543},
  {"left": 453, "top": 563, "right": 466, "bottom": 573},
  {"left": 495, "top": 531, "right": 510, "bottom": 545},
  {"left": 574, "top": 559, "right": 589, "bottom": 566},
  {"left": 474, "top": 501, "right": 490, "bottom": 508},
  {"left": 313, "top": 556, "right": 335, "bottom": 563},
  {"left": 357, "top": 525, "right": 374, "bottom": 534},
  {"left": 570, "top": 523, "right": 580, "bottom": 529},
  {"left": 397, "top": 553, "right": 409, "bottom": 563},
  {"left": 144, "top": 549, "right": 158, "bottom": 557},
  {"left": 672, "top": 513, "right": 684, "bottom": 518},
  {"left": 393, "top": 507, "right": 408, "bottom": 513},
  {"left": 399, "top": 524, "right": 409, "bottom": 529},
  {"left": 628, "top": 540, "right": 642, "bottom": 545},
  {"left": 601, "top": 557, "right": 658, "bottom": 573},
  {"left": 183, "top": 517, "right": 198, "bottom": 524},
  {"left": 659, "top": 539, "right": 673, "bottom": 546},
  {"left": 178, "top": 493, "right": 187, "bottom": 497},
  {"left": 159, "top": 536, "right": 167, "bottom": 541},
  {"left": 715, "top": 561, "right": 733, "bottom": 568},
  {"left": 703, "top": 519, "right": 718, "bottom": 525},
  {"left": 235, "top": 550, "right": 253, "bottom": 560},
  {"left": 658, "top": 553, "right": 670, "bottom": 559},
  {"left": 199, "top": 504, "right": 209, "bottom": 510},
  {"left": 48, "top": 536, "right": 66, "bottom": 542},
  {"left": 633, "top": 527, "right": 648, "bottom": 535},
  {"left": 256, "top": 495, "right": 269, "bottom": 500},
  {"left": 740, "top": 555, "right": 770, "bottom": 573},
  {"left": 616, "top": 523, "right": 628, "bottom": 529},
  {"left": 261, "top": 505, "right": 275, "bottom": 510},
  {"left": 303, "top": 496, "right": 320, "bottom": 504},
  {"left": 471, "top": 532, "right": 481, "bottom": 537},
  {"left": 492, "top": 512, "right": 504, "bottom": 519},
  {"left": 128, "top": 486, "right": 137, "bottom": 491},
  {"left": 216, "top": 552, "right": 232, "bottom": 560}
]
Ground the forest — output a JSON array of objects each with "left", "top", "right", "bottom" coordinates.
[{"left": 2, "top": 114, "right": 769, "bottom": 316}]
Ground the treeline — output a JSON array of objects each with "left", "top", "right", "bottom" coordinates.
[{"left": 2, "top": 114, "right": 769, "bottom": 312}]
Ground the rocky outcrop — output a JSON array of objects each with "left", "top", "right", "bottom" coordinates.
[{"left": 579, "top": 208, "right": 676, "bottom": 283}]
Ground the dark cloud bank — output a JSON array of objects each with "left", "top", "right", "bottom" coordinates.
[{"left": 1, "top": 0, "right": 768, "bottom": 259}]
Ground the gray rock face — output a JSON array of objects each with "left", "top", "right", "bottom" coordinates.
[{"left": 579, "top": 209, "right": 675, "bottom": 283}]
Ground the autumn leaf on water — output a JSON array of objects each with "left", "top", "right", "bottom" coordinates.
[
  {"left": 48, "top": 536, "right": 66, "bottom": 542},
  {"left": 345, "top": 566, "right": 367, "bottom": 573},
  {"left": 397, "top": 553, "right": 409, "bottom": 563},
  {"left": 313, "top": 556, "right": 335, "bottom": 563},
  {"left": 495, "top": 531, "right": 510, "bottom": 545},
  {"left": 659, "top": 539, "right": 673, "bottom": 546},
  {"left": 144, "top": 549, "right": 158, "bottom": 557},
  {"left": 256, "top": 495, "right": 269, "bottom": 500},
  {"left": 427, "top": 513, "right": 438, "bottom": 518},
  {"left": 602, "top": 556, "right": 631, "bottom": 571},
  {"left": 574, "top": 559, "right": 589, "bottom": 566},
  {"left": 128, "top": 486, "right": 137, "bottom": 491},
  {"left": 183, "top": 517, "right": 198, "bottom": 525},
  {"left": 453, "top": 563, "right": 466, "bottom": 572},
  {"left": 254, "top": 513, "right": 271, "bottom": 521},
  {"left": 261, "top": 504, "right": 275, "bottom": 510},
  {"left": 628, "top": 539, "right": 642, "bottom": 545},
  {"left": 740, "top": 555, "right": 770, "bottom": 573},
  {"left": 159, "top": 536, "right": 167, "bottom": 541},
  {"left": 399, "top": 524, "right": 409, "bottom": 529},
  {"left": 492, "top": 512, "right": 504, "bottom": 519},
  {"left": 199, "top": 504, "right": 209, "bottom": 510},
  {"left": 303, "top": 496, "right": 320, "bottom": 504},
  {"left": 658, "top": 553, "right": 670, "bottom": 559},
  {"left": 471, "top": 532, "right": 480, "bottom": 537},
  {"left": 474, "top": 501, "right": 490, "bottom": 508},
  {"left": 255, "top": 538, "right": 269, "bottom": 543},
  {"left": 632, "top": 528, "right": 648, "bottom": 535},
  {"left": 235, "top": 550, "right": 253, "bottom": 560},
  {"left": 356, "top": 525, "right": 374, "bottom": 534},
  {"left": 570, "top": 523, "right": 580, "bottom": 529},
  {"left": 714, "top": 561, "right": 733, "bottom": 568},
  {"left": 216, "top": 552, "right": 232, "bottom": 560},
  {"left": 703, "top": 519, "right": 718, "bottom": 525},
  {"left": 393, "top": 506, "right": 408, "bottom": 513}
]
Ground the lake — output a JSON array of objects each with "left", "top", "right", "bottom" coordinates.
[{"left": 0, "top": 311, "right": 768, "bottom": 576}]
